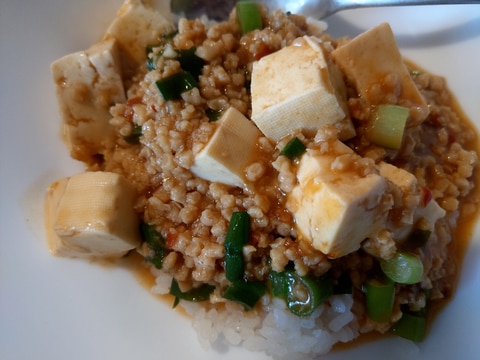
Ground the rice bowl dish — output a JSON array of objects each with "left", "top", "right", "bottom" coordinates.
[{"left": 8, "top": 0, "right": 477, "bottom": 358}]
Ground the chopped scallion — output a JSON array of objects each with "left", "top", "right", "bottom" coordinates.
[
  {"left": 206, "top": 108, "right": 223, "bottom": 122},
  {"left": 287, "top": 272, "right": 333, "bottom": 317},
  {"left": 177, "top": 47, "right": 205, "bottom": 80},
  {"left": 123, "top": 124, "right": 142, "bottom": 144},
  {"left": 269, "top": 269, "right": 334, "bottom": 317},
  {"left": 236, "top": 1, "right": 263, "bottom": 35},
  {"left": 156, "top": 71, "right": 198, "bottom": 101},
  {"left": 364, "top": 276, "right": 395, "bottom": 322},
  {"left": 140, "top": 223, "right": 169, "bottom": 269},
  {"left": 223, "top": 280, "right": 267, "bottom": 310},
  {"left": 224, "top": 212, "right": 250, "bottom": 282},
  {"left": 268, "top": 270, "right": 288, "bottom": 298},
  {"left": 279, "top": 137, "right": 306, "bottom": 160},
  {"left": 366, "top": 104, "right": 409, "bottom": 150},
  {"left": 380, "top": 251, "right": 424, "bottom": 284},
  {"left": 390, "top": 311, "right": 426, "bottom": 342},
  {"left": 169, "top": 279, "right": 215, "bottom": 308}
]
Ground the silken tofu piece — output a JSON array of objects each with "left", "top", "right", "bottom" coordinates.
[
  {"left": 104, "top": 0, "right": 174, "bottom": 76},
  {"left": 379, "top": 162, "right": 417, "bottom": 194},
  {"left": 51, "top": 38, "right": 126, "bottom": 162},
  {"left": 45, "top": 172, "right": 141, "bottom": 258},
  {"left": 287, "top": 141, "right": 387, "bottom": 258},
  {"left": 190, "top": 107, "right": 261, "bottom": 188},
  {"left": 251, "top": 36, "right": 355, "bottom": 142},
  {"left": 331, "top": 23, "right": 429, "bottom": 124},
  {"left": 379, "top": 161, "right": 419, "bottom": 221}
]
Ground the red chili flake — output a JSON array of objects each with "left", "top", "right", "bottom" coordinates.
[
  {"left": 127, "top": 97, "right": 143, "bottom": 106},
  {"left": 166, "top": 229, "right": 179, "bottom": 248},
  {"left": 421, "top": 187, "right": 432, "bottom": 207},
  {"left": 123, "top": 97, "right": 143, "bottom": 122},
  {"left": 254, "top": 43, "right": 272, "bottom": 60}
]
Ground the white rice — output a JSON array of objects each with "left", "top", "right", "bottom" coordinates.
[{"left": 151, "top": 268, "right": 358, "bottom": 359}]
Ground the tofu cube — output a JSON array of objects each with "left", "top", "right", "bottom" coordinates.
[
  {"left": 251, "top": 36, "right": 355, "bottom": 142},
  {"left": 331, "top": 23, "right": 429, "bottom": 124},
  {"left": 51, "top": 38, "right": 126, "bottom": 162},
  {"left": 105, "top": 0, "right": 174, "bottom": 76},
  {"left": 45, "top": 172, "right": 141, "bottom": 258},
  {"left": 379, "top": 162, "right": 417, "bottom": 194},
  {"left": 190, "top": 107, "right": 261, "bottom": 188},
  {"left": 287, "top": 142, "right": 387, "bottom": 258}
]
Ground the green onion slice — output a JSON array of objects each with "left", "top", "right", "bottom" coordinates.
[
  {"left": 155, "top": 71, "right": 198, "bottom": 101},
  {"left": 224, "top": 212, "right": 250, "bottom": 282},
  {"left": 364, "top": 276, "right": 395, "bottom": 322},
  {"left": 269, "top": 269, "right": 334, "bottom": 316},
  {"left": 236, "top": 1, "right": 263, "bottom": 35},
  {"left": 140, "top": 223, "right": 169, "bottom": 269},
  {"left": 123, "top": 124, "right": 143, "bottom": 144},
  {"left": 390, "top": 311, "right": 426, "bottom": 342},
  {"left": 380, "top": 251, "right": 424, "bottom": 284},
  {"left": 206, "top": 108, "right": 223, "bottom": 122},
  {"left": 269, "top": 270, "right": 289, "bottom": 299},
  {"left": 366, "top": 104, "right": 409, "bottom": 150},
  {"left": 223, "top": 280, "right": 267, "bottom": 310},
  {"left": 285, "top": 271, "right": 333, "bottom": 317},
  {"left": 279, "top": 137, "right": 306, "bottom": 160},
  {"left": 177, "top": 47, "right": 205, "bottom": 80},
  {"left": 169, "top": 279, "right": 215, "bottom": 308}
]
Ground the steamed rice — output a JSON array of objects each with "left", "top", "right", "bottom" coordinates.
[{"left": 151, "top": 265, "right": 357, "bottom": 359}]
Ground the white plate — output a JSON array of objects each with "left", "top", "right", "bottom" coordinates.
[{"left": 1, "top": 1, "right": 479, "bottom": 359}]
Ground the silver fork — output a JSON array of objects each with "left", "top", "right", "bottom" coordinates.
[{"left": 170, "top": 0, "right": 480, "bottom": 20}]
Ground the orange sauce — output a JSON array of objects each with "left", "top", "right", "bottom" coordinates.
[{"left": 116, "top": 252, "right": 190, "bottom": 318}]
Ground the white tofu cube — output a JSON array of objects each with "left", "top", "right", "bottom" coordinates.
[
  {"left": 379, "top": 162, "right": 417, "bottom": 194},
  {"left": 331, "top": 23, "right": 429, "bottom": 124},
  {"left": 45, "top": 172, "right": 141, "bottom": 258},
  {"left": 51, "top": 38, "right": 126, "bottom": 162},
  {"left": 287, "top": 142, "right": 387, "bottom": 258},
  {"left": 190, "top": 107, "right": 261, "bottom": 188},
  {"left": 105, "top": 0, "right": 174, "bottom": 76},
  {"left": 251, "top": 36, "right": 355, "bottom": 142}
]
